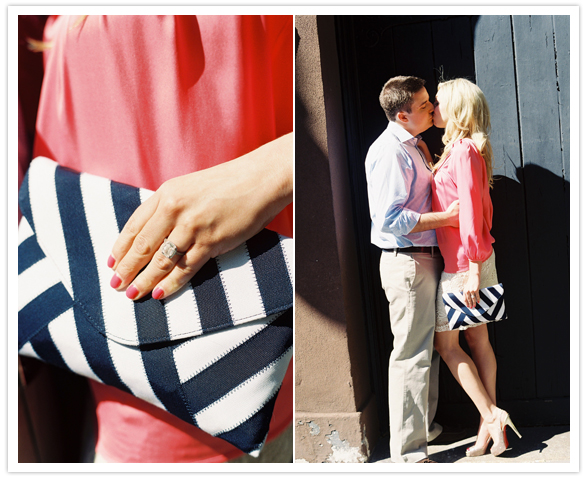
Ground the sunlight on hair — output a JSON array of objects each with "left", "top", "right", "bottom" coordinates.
[
  {"left": 70, "top": 15, "right": 89, "bottom": 31},
  {"left": 27, "top": 15, "right": 88, "bottom": 52},
  {"left": 26, "top": 38, "right": 54, "bottom": 52}
]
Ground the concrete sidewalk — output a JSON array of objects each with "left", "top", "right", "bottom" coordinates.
[{"left": 369, "top": 426, "right": 570, "bottom": 463}]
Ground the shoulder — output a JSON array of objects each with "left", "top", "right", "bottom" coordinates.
[
  {"left": 450, "top": 138, "right": 483, "bottom": 166},
  {"left": 451, "top": 138, "right": 480, "bottom": 156},
  {"left": 366, "top": 127, "right": 404, "bottom": 164}
]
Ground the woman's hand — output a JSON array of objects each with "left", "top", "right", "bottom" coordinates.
[
  {"left": 108, "top": 133, "right": 293, "bottom": 301},
  {"left": 463, "top": 260, "right": 482, "bottom": 308}
]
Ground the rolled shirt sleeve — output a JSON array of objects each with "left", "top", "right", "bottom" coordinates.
[{"left": 369, "top": 149, "right": 420, "bottom": 237}]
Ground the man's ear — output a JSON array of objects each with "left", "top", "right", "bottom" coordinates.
[{"left": 396, "top": 111, "right": 409, "bottom": 124}]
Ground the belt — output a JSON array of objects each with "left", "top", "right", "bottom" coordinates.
[{"left": 387, "top": 246, "right": 440, "bottom": 254}]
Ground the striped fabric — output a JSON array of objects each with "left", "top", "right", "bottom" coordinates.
[
  {"left": 18, "top": 157, "right": 293, "bottom": 456},
  {"left": 442, "top": 284, "right": 507, "bottom": 330}
]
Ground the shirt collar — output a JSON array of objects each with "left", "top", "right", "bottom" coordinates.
[{"left": 386, "top": 120, "right": 421, "bottom": 146}]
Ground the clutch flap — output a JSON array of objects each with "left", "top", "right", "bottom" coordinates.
[
  {"left": 19, "top": 157, "right": 293, "bottom": 347},
  {"left": 442, "top": 283, "right": 504, "bottom": 318}
]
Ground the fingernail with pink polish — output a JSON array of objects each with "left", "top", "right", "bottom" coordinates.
[
  {"left": 152, "top": 287, "right": 164, "bottom": 300},
  {"left": 110, "top": 274, "right": 122, "bottom": 289},
  {"left": 126, "top": 285, "right": 139, "bottom": 300},
  {"left": 107, "top": 255, "right": 115, "bottom": 268}
]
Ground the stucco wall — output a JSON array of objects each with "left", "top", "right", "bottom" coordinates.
[{"left": 294, "top": 15, "right": 378, "bottom": 464}]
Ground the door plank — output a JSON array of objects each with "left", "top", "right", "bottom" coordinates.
[
  {"left": 474, "top": 15, "right": 536, "bottom": 401},
  {"left": 512, "top": 15, "right": 570, "bottom": 398}
]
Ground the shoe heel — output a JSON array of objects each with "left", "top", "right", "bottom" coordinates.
[
  {"left": 505, "top": 416, "right": 522, "bottom": 439},
  {"left": 490, "top": 431, "right": 506, "bottom": 456}
]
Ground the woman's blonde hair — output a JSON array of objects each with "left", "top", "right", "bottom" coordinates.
[
  {"left": 434, "top": 78, "right": 494, "bottom": 187},
  {"left": 27, "top": 15, "right": 88, "bottom": 52}
]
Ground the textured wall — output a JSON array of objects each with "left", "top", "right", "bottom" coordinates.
[{"left": 294, "top": 15, "right": 378, "bottom": 463}]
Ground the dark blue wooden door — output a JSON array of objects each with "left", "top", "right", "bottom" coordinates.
[{"left": 336, "top": 15, "right": 570, "bottom": 429}]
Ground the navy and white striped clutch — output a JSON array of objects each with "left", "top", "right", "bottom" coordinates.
[
  {"left": 442, "top": 284, "right": 506, "bottom": 330},
  {"left": 18, "top": 157, "right": 293, "bottom": 456}
]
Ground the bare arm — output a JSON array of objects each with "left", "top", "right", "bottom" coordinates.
[
  {"left": 410, "top": 199, "right": 460, "bottom": 233},
  {"left": 463, "top": 260, "right": 482, "bottom": 308}
]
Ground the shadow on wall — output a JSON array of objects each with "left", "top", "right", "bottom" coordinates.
[
  {"left": 492, "top": 164, "right": 570, "bottom": 349},
  {"left": 294, "top": 28, "right": 347, "bottom": 326}
]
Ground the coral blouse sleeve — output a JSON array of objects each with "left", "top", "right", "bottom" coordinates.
[{"left": 453, "top": 141, "right": 491, "bottom": 262}]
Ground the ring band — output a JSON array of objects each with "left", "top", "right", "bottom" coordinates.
[{"left": 161, "top": 238, "right": 186, "bottom": 259}]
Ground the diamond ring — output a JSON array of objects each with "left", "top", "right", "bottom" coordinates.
[{"left": 161, "top": 238, "right": 186, "bottom": 259}]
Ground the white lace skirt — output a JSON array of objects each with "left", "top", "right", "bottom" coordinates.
[{"left": 435, "top": 250, "right": 499, "bottom": 332}]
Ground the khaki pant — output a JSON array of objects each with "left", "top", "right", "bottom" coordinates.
[{"left": 380, "top": 250, "right": 443, "bottom": 463}]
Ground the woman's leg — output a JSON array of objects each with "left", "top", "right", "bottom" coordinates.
[
  {"left": 463, "top": 324, "right": 497, "bottom": 447},
  {"left": 435, "top": 329, "right": 515, "bottom": 455},
  {"left": 464, "top": 324, "right": 497, "bottom": 403},
  {"left": 434, "top": 330, "right": 496, "bottom": 423}
]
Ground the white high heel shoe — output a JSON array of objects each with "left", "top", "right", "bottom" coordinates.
[
  {"left": 487, "top": 408, "right": 522, "bottom": 456},
  {"left": 465, "top": 435, "right": 491, "bottom": 457}
]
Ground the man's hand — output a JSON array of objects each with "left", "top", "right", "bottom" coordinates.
[
  {"left": 445, "top": 200, "right": 460, "bottom": 228},
  {"left": 409, "top": 199, "right": 460, "bottom": 233}
]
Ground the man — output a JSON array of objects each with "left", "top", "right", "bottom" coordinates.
[{"left": 365, "top": 76, "right": 459, "bottom": 463}]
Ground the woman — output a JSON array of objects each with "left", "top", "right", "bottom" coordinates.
[
  {"left": 22, "top": 15, "right": 293, "bottom": 463},
  {"left": 430, "top": 78, "right": 521, "bottom": 457}
]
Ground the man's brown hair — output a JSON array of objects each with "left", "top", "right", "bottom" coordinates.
[{"left": 379, "top": 76, "right": 426, "bottom": 121}]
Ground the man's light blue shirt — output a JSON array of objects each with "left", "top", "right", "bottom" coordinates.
[{"left": 365, "top": 121, "right": 438, "bottom": 249}]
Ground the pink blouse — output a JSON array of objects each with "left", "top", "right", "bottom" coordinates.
[
  {"left": 30, "top": 15, "right": 293, "bottom": 463},
  {"left": 431, "top": 138, "right": 494, "bottom": 273}
]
